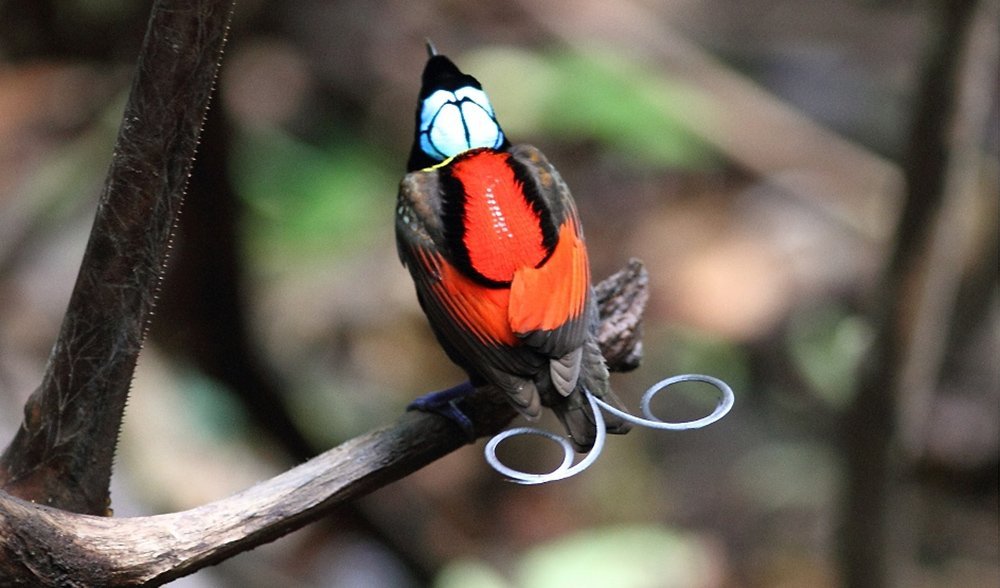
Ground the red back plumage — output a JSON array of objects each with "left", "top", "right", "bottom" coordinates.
[{"left": 450, "top": 152, "right": 548, "bottom": 283}]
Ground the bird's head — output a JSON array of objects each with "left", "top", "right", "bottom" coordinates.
[{"left": 407, "top": 43, "right": 509, "bottom": 171}]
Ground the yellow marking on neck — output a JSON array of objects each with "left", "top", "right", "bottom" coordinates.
[{"left": 423, "top": 153, "right": 459, "bottom": 171}]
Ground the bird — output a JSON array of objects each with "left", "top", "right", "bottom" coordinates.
[{"left": 396, "top": 44, "right": 630, "bottom": 451}]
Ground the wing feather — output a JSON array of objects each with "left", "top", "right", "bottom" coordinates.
[
  {"left": 397, "top": 171, "right": 544, "bottom": 416},
  {"left": 506, "top": 144, "right": 591, "bottom": 362}
]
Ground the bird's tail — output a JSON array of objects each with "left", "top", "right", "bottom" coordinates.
[{"left": 552, "top": 336, "right": 631, "bottom": 452}]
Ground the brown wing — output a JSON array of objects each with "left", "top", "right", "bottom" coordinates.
[
  {"left": 505, "top": 144, "right": 596, "bottom": 396},
  {"left": 396, "top": 171, "right": 545, "bottom": 415}
]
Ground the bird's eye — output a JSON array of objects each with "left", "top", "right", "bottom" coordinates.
[{"left": 419, "top": 87, "right": 504, "bottom": 161}]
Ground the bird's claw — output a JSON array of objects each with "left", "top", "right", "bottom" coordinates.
[{"left": 407, "top": 381, "right": 477, "bottom": 442}]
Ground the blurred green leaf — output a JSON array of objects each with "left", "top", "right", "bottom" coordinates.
[
  {"left": 465, "top": 47, "right": 717, "bottom": 169},
  {"left": 176, "top": 367, "right": 251, "bottom": 442},
  {"left": 519, "top": 525, "right": 717, "bottom": 588},
  {"left": 733, "top": 442, "right": 839, "bottom": 511},
  {"left": 657, "top": 325, "right": 751, "bottom": 393},
  {"left": 230, "top": 127, "right": 393, "bottom": 261},
  {"left": 435, "top": 560, "right": 513, "bottom": 588},
  {"left": 787, "top": 303, "right": 872, "bottom": 409},
  {"left": 435, "top": 525, "right": 720, "bottom": 588}
]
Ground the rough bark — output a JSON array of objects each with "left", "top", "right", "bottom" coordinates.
[
  {"left": 0, "top": 0, "right": 236, "bottom": 515},
  {"left": 594, "top": 259, "right": 648, "bottom": 372}
]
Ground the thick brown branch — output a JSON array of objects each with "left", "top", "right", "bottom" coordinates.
[
  {"left": 594, "top": 258, "right": 648, "bottom": 372},
  {"left": 0, "top": 410, "right": 470, "bottom": 587},
  {"left": 0, "top": 0, "right": 236, "bottom": 515},
  {"left": 0, "top": 263, "right": 647, "bottom": 587}
]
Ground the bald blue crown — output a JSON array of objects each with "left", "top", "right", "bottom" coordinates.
[
  {"left": 418, "top": 86, "right": 505, "bottom": 162},
  {"left": 407, "top": 53, "right": 509, "bottom": 171}
]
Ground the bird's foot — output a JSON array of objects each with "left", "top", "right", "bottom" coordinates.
[{"left": 407, "top": 381, "right": 478, "bottom": 442}]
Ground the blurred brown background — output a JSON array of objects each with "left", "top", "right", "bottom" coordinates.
[{"left": 0, "top": 0, "right": 996, "bottom": 586}]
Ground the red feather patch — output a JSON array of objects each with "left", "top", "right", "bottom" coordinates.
[
  {"left": 509, "top": 218, "right": 589, "bottom": 334},
  {"left": 417, "top": 247, "right": 518, "bottom": 346},
  {"left": 450, "top": 152, "right": 547, "bottom": 283}
]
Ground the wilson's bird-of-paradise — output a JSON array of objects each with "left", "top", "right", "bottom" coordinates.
[{"left": 395, "top": 46, "right": 631, "bottom": 451}]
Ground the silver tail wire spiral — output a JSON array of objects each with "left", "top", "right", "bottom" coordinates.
[{"left": 484, "top": 374, "right": 735, "bottom": 484}]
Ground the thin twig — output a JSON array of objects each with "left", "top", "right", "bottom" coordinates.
[
  {"left": 838, "top": 2, "right": 984, "bottom": 587},
  {"left": 897, "top": 0, "right": 999, "bottom": 459}
]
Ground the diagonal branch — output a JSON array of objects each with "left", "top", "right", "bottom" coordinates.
[
  {"left": 0, "top": 0, "right": 236, "bottom": 515},
  {"left": 0, "top": 262, "right": 648, "bottom": 587},
  {"left": 0, "top": 409, "right": 477, "bottom": 587}
]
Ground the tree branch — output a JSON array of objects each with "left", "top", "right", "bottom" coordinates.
[
  {"left": 0, "top": 410, "right": 472, "bottom": 587},
  {"left": 0, "top": 0, "right": 236, "bottom": 515},
  {"left": 0, "top": 263, "right": 648, "bottom": 586},
  {"left": 837, "top": 1, "right": 986, "bottom": 586},
  {"left": 594, "top": 259, "right": 648, "bottom": 372}
]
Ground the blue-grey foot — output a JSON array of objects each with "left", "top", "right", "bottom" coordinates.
[{"left": 407, "top": 381, "right": 477, "bottom": 441}]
